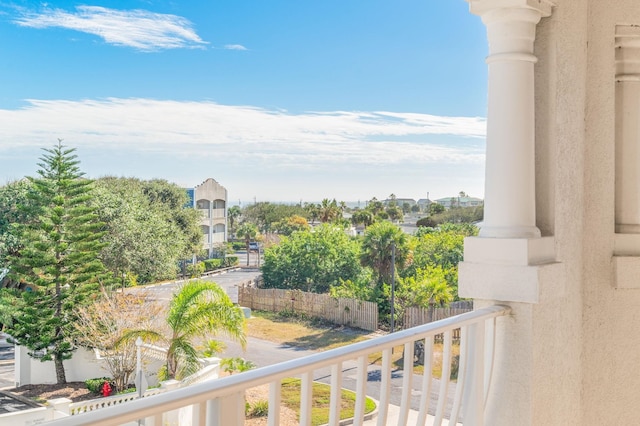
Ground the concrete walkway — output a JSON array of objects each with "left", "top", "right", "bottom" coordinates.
[
  {"left": 0, "top": 333, "right": 15, "bottom": 390},
  {"left": 364, "top": 404, "right": 461, "bottom": 426}
]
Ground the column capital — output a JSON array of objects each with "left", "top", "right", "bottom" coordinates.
[
  {"left": 616, "top": 25, "right": 640, "bottom": 80},
  {"left": 467, "top": 0, "right": 554, "bottom": 18}
]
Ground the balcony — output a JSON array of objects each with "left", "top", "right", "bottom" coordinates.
[{"left": 44, "top": 305, "right": 508, "bottom": 426}]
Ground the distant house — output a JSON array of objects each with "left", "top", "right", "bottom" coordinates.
[
  {"left": 383, "top": 197, "right": 416, "bottom": 206},
  {"left": 434, "top": 196, "right": 484, "bottom": 209},
  {"left": 417, "top": 198, "right": 433, "bottom": 210},
  {"left": 186, "top": 178, "right": 227, "bottom": 258}
]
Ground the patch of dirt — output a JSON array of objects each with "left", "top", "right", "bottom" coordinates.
[
  {"left": 245, "top": 383, "right": 298, "bottom": 426},
  {"left": 6, "top": 382, "right": 96, "bottom": 403}
]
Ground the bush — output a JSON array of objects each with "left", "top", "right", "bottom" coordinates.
[
  {"left": 203, "top": 258, "right": 222, "bottom": 271},
  {"left": 231, "top": 241, "right": 245, "bottom": 251},
  {"left": 85, "top": 377, "right": 111, "bottom": 394},
  {"left": 247, "top": 400, "right": 269, "bottom": 417},
  {"left": 224, "top": 256, "right": 239, "bottom": 267},
  {"left": 416, "top": 216, "right": 437, "bottom": 228},
  {"left": 186, "top": 262, "right": 205, "bottom": 277}
]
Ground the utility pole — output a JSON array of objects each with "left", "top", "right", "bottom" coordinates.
[{"left": 390, "top": 243, "right": 396, "bottom": 334}]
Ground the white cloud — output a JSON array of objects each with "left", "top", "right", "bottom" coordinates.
[
  {"left": 14, "top": 5, "right": 207, "bottom": 51},
  {"left": 224, "top": 44, "right": 247, "bottom": 51},
  {"left": 0, "top": 98, "right": 485, "bottom": 168},
  {"left": 0, "top": 98, "right": 488, "bottom": 200}
]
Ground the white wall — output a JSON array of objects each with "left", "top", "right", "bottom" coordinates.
[{"left": 15, "top": 346, "right": 162, "bottom": 388}]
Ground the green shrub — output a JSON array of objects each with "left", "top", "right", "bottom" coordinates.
[
  {"left": 85, "top": 377, "right": 111, "bottom": 394},
  {"left": 186, "top": 262, "right": 205, "bottom": 277},
  {"left": 224, "top": 256, "right": 239, "bottom": 267},
  {"left": 203, "top": 258, "right": 223, "bottom": 271},
  {"left": 231, "top": 241, "right": 245, "bottom": 251},
  {"left": 157, "top": 364, "right": 170, "bottom": 382},
  {"left": 116, "top": 387, "right": 136, "bottom": 395},
  {"left": 247, "top": 400, "right": 269, "bottom": 417}
]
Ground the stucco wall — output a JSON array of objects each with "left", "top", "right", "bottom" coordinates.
[
  {"left": 531, "top": 1, "right": 587, "bottom": 424},
  {"left": 581, "top": 1, "right": 640, "bottom": 424}
]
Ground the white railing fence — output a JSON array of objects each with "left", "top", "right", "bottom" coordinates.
[{"left": 44, "top": 305, "right": 509, "bottom": 426}]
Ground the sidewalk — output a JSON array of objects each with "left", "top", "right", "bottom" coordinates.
[
  {"left": 0, "top": 332, "right": 15, "bottom": 390},
  {"left": 364, "top": 404, "right": 461, "bottom": 426}
]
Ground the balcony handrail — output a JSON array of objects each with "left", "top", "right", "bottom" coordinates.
[{"left": 44, "top": 305, "right": 510, "bottom": 426}]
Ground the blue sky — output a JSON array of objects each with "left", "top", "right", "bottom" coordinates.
[{"left": 0, "top": 1, "right": 488, "bottom": 204}]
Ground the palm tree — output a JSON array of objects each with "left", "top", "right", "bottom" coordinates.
[
  {"left": 236, "top": 222, "right": 259, "bottom": 266},
  {"left": 121, "top": 280, "right": 246, "bottom": 380},
  {"left": 318, "top": 198, "right": 340, "bottom": 223},
  {"left": 227, "top": 206, "right": 242, "bottom": 237},
  {"left": 351, "top": 210, "right": 374, "bottom": 228},
  {"left": 360, "top": 221, "right": 409, "bottom": 285}
]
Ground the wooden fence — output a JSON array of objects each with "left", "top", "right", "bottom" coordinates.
[
  {"left": 403, "top": 301, "right": 474, "bottom": 340},
  {"left": 403, "top": 305, "right": 473, "bottom": 329},
  {"left": 239, "top": 287, "right": 378, "bottom": 331}
]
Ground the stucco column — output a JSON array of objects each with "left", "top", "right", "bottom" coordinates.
[
  {"left": 613, "top": 26, "right": 640, "bottom": 286},
  {"left": 469, "top": 0, "right": 552, "bottom": 238},
  {"left": 615, "top": 26, "right": 640, "bottom": 234}
]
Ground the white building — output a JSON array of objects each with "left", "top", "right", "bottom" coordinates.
[
  {"left": 434, "top": 196, "right": 483, "bottom": 209},
  {"left": 186, "top": 178, "right": 227, "bottom": 258}
]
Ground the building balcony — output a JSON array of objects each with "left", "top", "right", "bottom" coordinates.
[{"left": 43, "top": 305, "right": 509, "bottom": 426}]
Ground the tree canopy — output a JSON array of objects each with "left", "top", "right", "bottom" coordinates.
[
  {"left": 261, "top": 224, "right": 365, "bottom": 293},
  {"left": 4, "top": 141, "right": 110, "bottom": 384},
  {"left": 91, "top": 177, "right": 201, "bottom": 284}
]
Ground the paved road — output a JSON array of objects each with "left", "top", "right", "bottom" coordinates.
[{"left": 140, "top": 268, "right": 261, "bottom": 304}]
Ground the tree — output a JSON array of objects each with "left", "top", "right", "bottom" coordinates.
[
  {"left": 5, "top": 141, "right": 110, "bottom": 384},
  {"left": 304, "top": 202, "right": 320, "bottom": 224},
  {"left": 122, "top": 280, "right": 246, "bottom": 380},
  {"left": 395, "top": 266, "right": 453, "bottom": 328},
  {"left": 385, "top": 205, "right": 404, "bottom": 223},
  {"left": 366, "top": 197, "right": 385, "bottom": 216},
  {"left": 351, "top": 210, "right": 374, "bottom": 228},
  {"left": 74, "top": 288, "right": 164, "bottom": 390},
  {"left": 429, "top": 203, "right": 445, "bottom": 215},
  {"left": 273, "top": 215, "right": 310, "bottom": 236},
  {"left": 408, "top": 224, "right": 478, "bottom": 297},
  {"left": 91, "top": 177, "right": 201, "bottom": 284},
  {"left": 227, "top": 205, "right": 242, "bottom": 237},
  {"left": 0, "top": 180, "right": 38, "bottom": 263},
  {"left": 416, "top": 216, "right": 437, "bottom": 228},
  {"left": 429, "top": 205, "right": 483, "bottom": 225},
  {"left": 242, "top": 202, "right": 306, "bottom": 233},
  {"left": 318, "top": 198, "right": 340, "bottom": 223},
  {"left": 261, "top": 224, "right": 365, "bottom": 293},
  {"left": 236, "top": 223, "right": 259, "bottom": 266},
  {"left": 360, "top": 221, "right": 409, "bottom": 286}
]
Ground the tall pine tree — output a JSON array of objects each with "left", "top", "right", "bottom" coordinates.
[{"left": 6, "top": 141, "right": 109, "bottom": 384}]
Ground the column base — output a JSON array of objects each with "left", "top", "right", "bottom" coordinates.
[
  {"left": 459, "top": 236, "right": 561, "bottom": 304},
  {"left": 478, "top": 224, "right": 541, "bottom": 239}
]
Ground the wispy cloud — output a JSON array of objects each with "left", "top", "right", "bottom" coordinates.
[
  {"left": 0, "top": 98, "right": 485, "bottom": 168},
  {"left": 13, "top": 5, "right": 207, "bottom": 51},
  {"left": 224, "top": 44, "right": 247, "bottom": 51}
]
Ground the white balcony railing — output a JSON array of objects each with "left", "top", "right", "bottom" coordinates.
[{"left": 44, "top": 305, "right": 509, "bottom": 426}]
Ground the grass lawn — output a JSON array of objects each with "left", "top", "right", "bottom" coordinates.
[
  {"left": 367, "top": 342, "right": 461, "bottom": 379},
  {"left": 279, "top": 378, "right": 376, "bottom": 425},
  {"left": 245, "top": 310, "right": 372, "bottom": 350},
  {"left": 244, "top": 310, "right": 460, "bottom": 380}
]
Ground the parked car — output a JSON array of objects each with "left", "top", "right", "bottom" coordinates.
[{"left": 248, "top": 242, "right": 260, "bottom": 252}]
